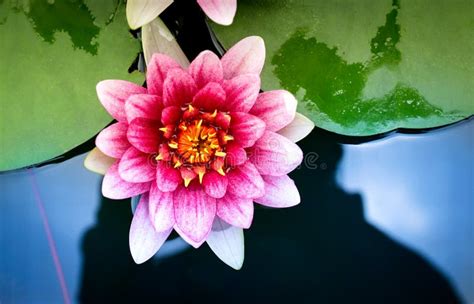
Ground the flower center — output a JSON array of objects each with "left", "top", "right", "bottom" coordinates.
[
  {"left": 156, "top": 105, "right": 234, "bottom": 186},
  {"left": 176, "top": 119, "right": 224, "bottom": 164}
]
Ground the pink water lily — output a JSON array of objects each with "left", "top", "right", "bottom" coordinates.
[
  {"left": 127, "top": 0, "right": 237, "bottom": 29},
  {"left": 85, "top": 36, "right": 314, "bottom": 269}
]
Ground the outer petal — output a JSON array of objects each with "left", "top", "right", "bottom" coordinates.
[
  {"left": 149, "top": 183, "right": 175, "bottom": 231},
  {"left": 206, "top": 217, "right": 244, "bottom": 270},
  {"left": 127, "top": 118, "right": 161, "bottom": 154},
  {"left": 118, "top": 147, "right": 156, "bottom": 183},
  {"left": 217, "top": 193, "right": 253, "bottom": 229},
  {"left": 125, "top": 94, "right": 163, "bottom": 123},
  {"left": 197, "top": 0, "right": 237, "bottom": 26},
  {"left": 156, "top": 162, "right": 181, "bottom": 192},
  {"left": 230, "top": 112, "right": 265, "bottom": 148},
  {"left": 203, "top": 171, "right": 228, "bottom": 198},
  {"left": 163, "top": 69, "right": 198, "bottom": 107},
  {"left": 189, "top": 50, "right": 224, "bottom": 88},
  {"left": 96, "top": 80, "right": 146, "bottom": 122},
  {"left": 96, "top": 122, "right": 130, "bottom": 158},
  {"left": 126, "top": 0, "right": 173, "bottom": 30},
  {"left": 249, "top": 131, "right": 303, "bottom": 176},
  {"left": 277, "top": 112, "right": 315, "bottom": 142},
  {"left": 250, "top": 90, "right": 297, "bottom": 132},
  {"left": 142, "top": 18, "right": 190, "bottom": 67},
  {"left": 129, "top": 193, "right": 173, "bottom": 264},
  {"left": 226, "top": 161, "right": 264, "bottom": 199},
  {"left": 102, "top": 162, "right": 151, "bottom": 200},
  {"left": 223, "top": 74, "right": 260, "bottom": 112},
  {"left": 221, "top": 36, "right": 265, "bottom": 79},
  {"left": 192, "top": 82, "right": 226, "bottom": 111},
  {"left": 147, "top": 54, "right": 183, "bottom": 96},
  {"left": 84, "top": 147, "right": 115, "bottom": 175},
  {"left": 225, "top": 143, "right": 247, "bottom": 167},
  {"left": 255, "top": 175, "right": 301, "bottom": 208},
  {"left": 174, "top": 185, "right": 217, "bottom": 244}
]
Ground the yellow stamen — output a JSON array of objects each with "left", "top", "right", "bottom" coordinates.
[
  {"left": 173, "top": 160, "right": 182, "bottom": 168},
  {"left": 215, "top": 151, "right": 226, "bottom": 157},
  {"left": 224, "top": 135, "right": 234, "bottom": 141},
  {"left": 168, "top": 141, "right": 178, "bottom": 149},
  {"left": 184, "top": 177, "right": 192, "bottom": 187},
  {"left": 210, "top": 109, "right": 218, "bottom": 118},
  {"left": 216, "top": 167, "right": 226, "bottom": 176},
  {"left": 159, "top": 127, "right": 168, "bottom": 133},
  {"left": 155, "top": 153, "right": 163, "bottom": 161}
]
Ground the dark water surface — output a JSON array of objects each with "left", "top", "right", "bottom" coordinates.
[
  {"left": 1, "top": 120, "right": 472, "bottom": 303},
  {"left": 1, "top": 0, "right": 472, "bottom": 303}
]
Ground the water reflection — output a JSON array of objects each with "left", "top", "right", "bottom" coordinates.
[
  {"left": 338, "top": 119, "right": 474, "bottom": 302},
  {"left": 77, "top": 126, "right": 461, "bottom": 302},
  {"left": 0, "top": 123, "right": 466, "bottom": 302}
]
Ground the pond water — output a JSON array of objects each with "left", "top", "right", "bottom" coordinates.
[
  {"left": 0, "top": 0, "right": 472, "bottom": 303},
  {"left": 0, "top": 119, "right": 472, "bottom": 303}
]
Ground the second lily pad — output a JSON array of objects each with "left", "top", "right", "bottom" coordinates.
[{"left": 212, "top": 0, "right": 473, "bottom": 136}]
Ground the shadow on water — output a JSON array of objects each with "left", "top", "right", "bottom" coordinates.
[{"left": 79, "top": 128, "right": 460, "bottom": 303}]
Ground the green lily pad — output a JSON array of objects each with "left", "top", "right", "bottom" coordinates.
[
  {"left": 212, "top": 0, "right": 473, "bottom": 136},
  {"left": 0, "top": 0, "right": 143, "bottom": 171}
]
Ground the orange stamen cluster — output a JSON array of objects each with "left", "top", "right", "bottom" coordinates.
[{"left": 156, "top": 105, "right": 233, "bottom": 187}]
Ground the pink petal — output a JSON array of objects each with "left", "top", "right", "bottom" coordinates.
[
  {"left": 278, "top": 112, "right": 315, "bottom": 142},
  {"left": 147, "top": 54, "right": 183, "bottom": 96},
  {"left": 221, "top": 36, "right": 265, "bottom": 79},
  {"left": 226, "top": 161, "right": 264, "bottom": 199},
  {"left": 149, "top": 183, "right": 175, "bottom": 232},
  {"left": 163, "top": 68, "right": 198, "bottom": 107},
  {"left": 127, "top": 118, "right": 161, "bottom": 154},
  {"left": 156, "top": 162, "right": 181, "bottom": 192},
  {"left": 174, "top": 185, "right": 217, "bottom": 243},
  {"left": 129, "top": 193, "right": 172, "bottom": 264},
  {"left": 203, "top": 171, "right": 228, "bottom": 198},
  {"left": 125, "top": 94, "right": 163, "bottom": 123},
  {"left": 96, "top": 80, "right": 146, "bottom": 122},
  {"left": 189, "top": 50, "right": 224, "bottom": 88},
  {"left": 102, "top": 162, "right": 151, "bottom": 199},
  {"left": 192, "top": 82, "right": 226, "bottom": 111},
  {"left": 161, "top": 106, "right": 182, "bottom": 125},
  {"left": 255, "top": 175, "right": 300, "bottom": 208},
  {"left": 95, "top": 122, "right": 130, "bottom": 158},
  {"left": 206, "top": 217, "right": 244, "bottom": 270},
  {"left": 249, "top": 131, "right": 303, "bottom": 176},
  {"left": 222, "top": 74, "right": 260, "bottom": 112},
  {"left": 217, "top": 192, "right": 253, "bottom": 228},
  {"left": 250, "top": 90, "right": 297, "bottom": 132},
  {"left": 173, "top": 224, "right": 206, "bottom": 248},
  {"left": 225, "top": 143, "right": 247, "bottom": 167},
  {"left": 197, "top": 0, "right": 237, "bottom": 26},
  {"left": 118, "top": 147, "right": 156, "bottom": 183},
  {"left": 230, "top": 112, "right": 265, "bottom": 148}
]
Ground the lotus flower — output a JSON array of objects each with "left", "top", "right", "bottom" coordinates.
[
  {"left": 127, "top": 0, "right": 237, "bottom": 29},
  {"left": 85, "top": 36, "right": 314, "bottom": 269}
]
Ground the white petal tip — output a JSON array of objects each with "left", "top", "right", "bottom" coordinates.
[
  {"left": 126, "top": 0, "right": 173, "bottom": 29},
  {"left": 84, "top": 147, "right": 115, "bottom": 175},
  {"left": 278, "top": 112, "right": 315, "bottom": 142},
  {"left": 206, "top": 218, "right": 245, "bottom": 270}
]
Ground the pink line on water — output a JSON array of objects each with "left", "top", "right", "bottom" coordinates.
[{"left": 28, "top": 168, "right": 71, "bottom": 304}]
